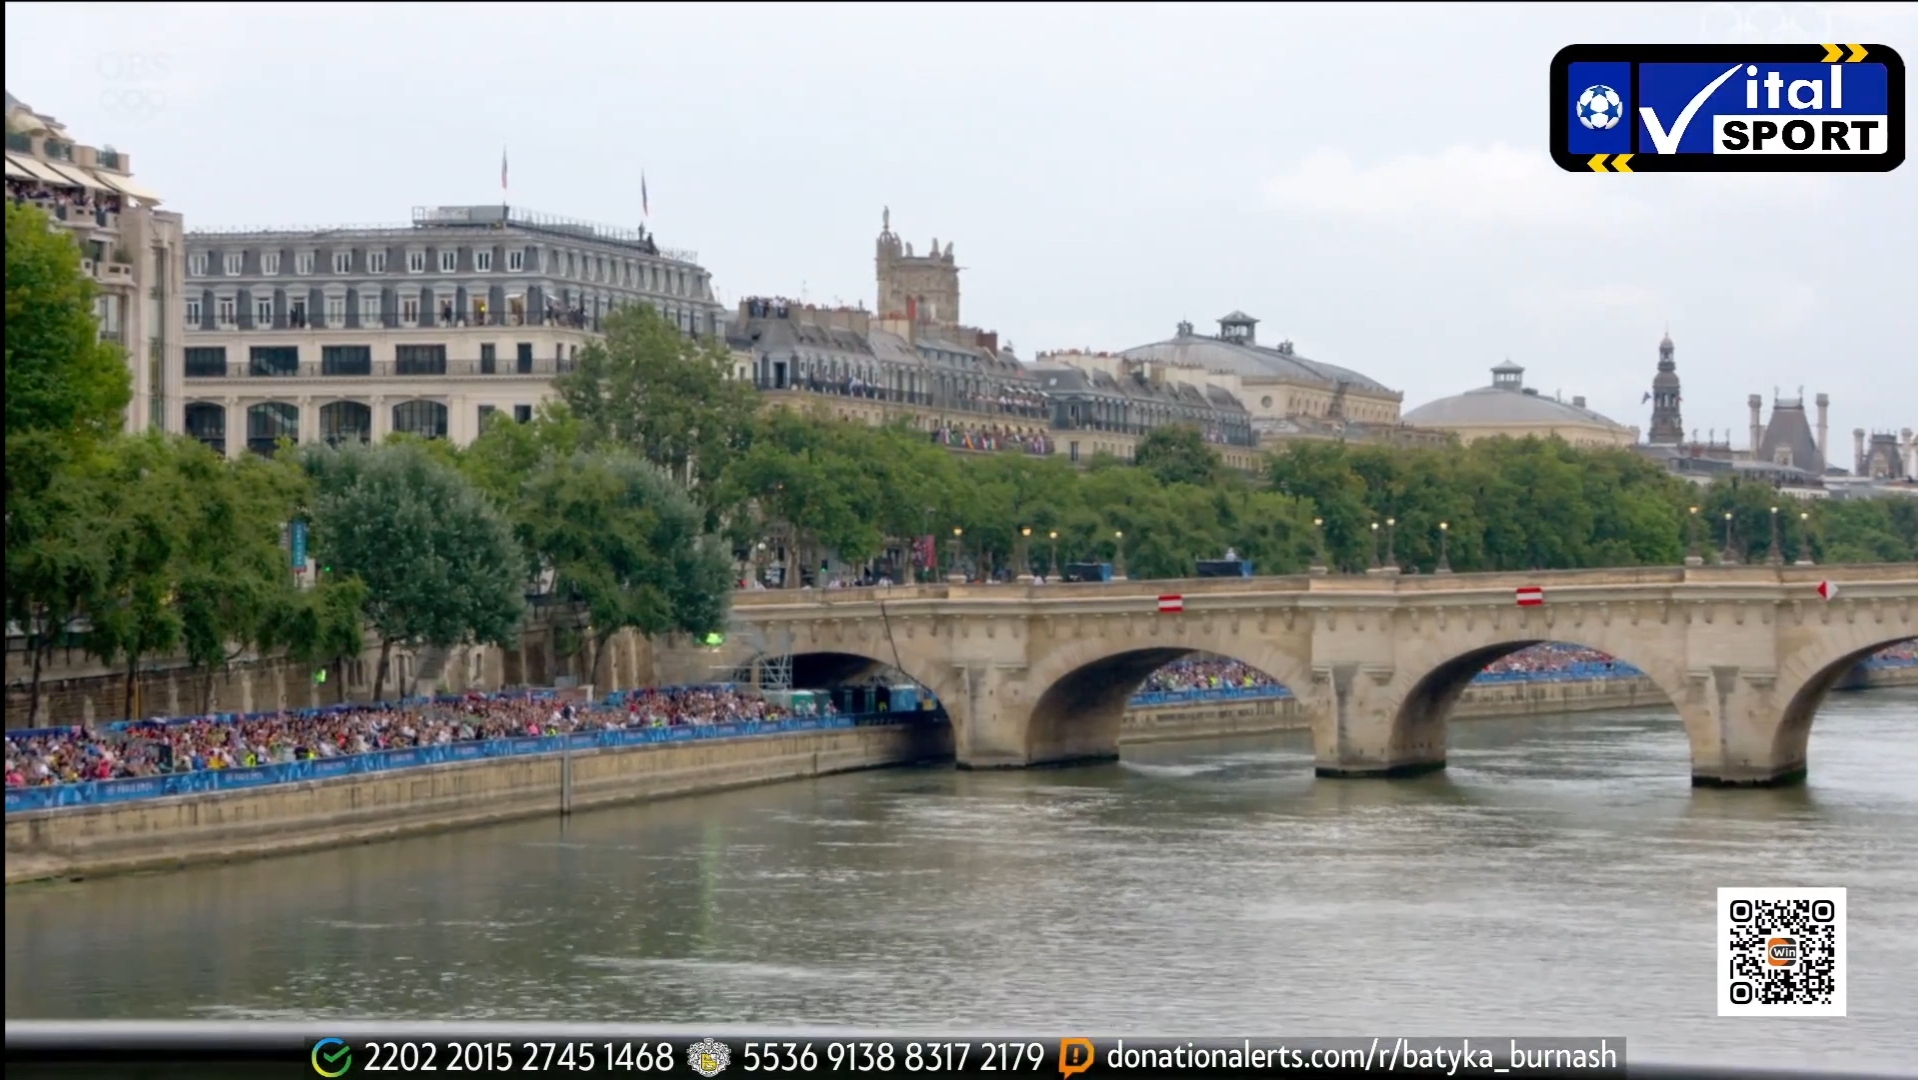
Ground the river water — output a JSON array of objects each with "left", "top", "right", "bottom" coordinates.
[{"left": 8, "top": 688, "right": 1916, "bottom": 1073}]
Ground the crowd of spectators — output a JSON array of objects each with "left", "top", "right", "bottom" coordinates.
[
  {"left": 1478, "top": 642, "right": 1640, "bottom": 677},
  {"left": 5, "top": 686, "right": 786, "bottom": 789},
  {"left": 1140, "top": 658, "right": 1277, "bottom": 694},
  {"left": 1865, "top": 640, "right": 1917, "bottom": 665},
  {"left": 7, "top": 177, "right": 122, "bottom": 219},
  {"left": 933, "top": 424, "right": 1052, "bottom": 456},
  {"left": 1136, "top": 643, "right": 1648, "bottom": 700}
]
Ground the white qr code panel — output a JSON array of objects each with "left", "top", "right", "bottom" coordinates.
[{"left": 1718, "top": 887, "right": 1846, "bottom": 1016}]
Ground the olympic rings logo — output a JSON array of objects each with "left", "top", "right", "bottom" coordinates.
[
  {"left": 98, "top": 89, "right": 167, "bottom": 118},
  {"left": 1697, "top": 3, "right": 1834, "bottom": 44}
]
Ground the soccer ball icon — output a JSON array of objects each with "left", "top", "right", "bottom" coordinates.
[{"left": 1577, "top": 84, "right": 1623, "bottom": 130}]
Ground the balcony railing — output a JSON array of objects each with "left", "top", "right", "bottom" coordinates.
[{"left": 185, "top": 357, "right": 581, "bottom": 380}]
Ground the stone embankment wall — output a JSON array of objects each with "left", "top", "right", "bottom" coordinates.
[
  {"left": 1119, "top": 676, "right": 1665, "bottom": 743},
  {"left": 6, "top": 722, "right": 950, "bottom": 885},
  {"left": 8, "top": 670, "right": 1900, "bottom": 885}
]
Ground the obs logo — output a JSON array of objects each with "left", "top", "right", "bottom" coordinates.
[
  {"left": 1766, "top": 936, "right": 1798, "bottom": 968},
  {"left": 311, "top": 1037, "right": 353, "bottom": 1077}
]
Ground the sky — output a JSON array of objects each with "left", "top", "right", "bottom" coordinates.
[{"left": 6, "top": 1, "right": 1914, "bottom": 449}]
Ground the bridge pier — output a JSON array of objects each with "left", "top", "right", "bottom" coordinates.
[
  {"left": 1310, "top": 663, "right": 1448, "bottom": 779},
  {"left": 1683, "top": 666, "right": 1807, "bottom": 788}
]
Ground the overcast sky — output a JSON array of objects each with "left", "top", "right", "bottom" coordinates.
[{"left": 8, "top": 2, "right": 1914, "bottom": 447}]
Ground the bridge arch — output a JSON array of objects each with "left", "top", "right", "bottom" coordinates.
[
  {"left": 1023, "top": 634, "right": 1311, "bottom": 766},
  {"left": 1770, "top": 633, "right": 1917, "bottom": 782},
  {"left": 762, "top": 648, "right": 958, "bottom": 721},
  {"left": 1383, "top": 636, "right": 1690, "bottom": 780}
]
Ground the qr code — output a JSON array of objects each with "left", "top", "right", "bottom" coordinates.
[{"left": 1718, "top": 887, "right": 1845, "bottom": 1016}]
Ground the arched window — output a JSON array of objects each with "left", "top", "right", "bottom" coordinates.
[
  {"left": 246, "top": 402, "right": 298, "bottom": 456},
  {"left": 185, "top": 402, "right": 227, "bottom": 455},
  {"left": 392, "top": 399, "right": 448, "bottom": 439},
  {"left": 321, "top": 401, "right": 373, "bottom": 446}
]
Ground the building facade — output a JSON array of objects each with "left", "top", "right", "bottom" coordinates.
[
  {"left": 7, "top": 92, "right": 184, "bottom": 435},
  {"left": 729, "top": 211, "right": 1258, "bottom": 467},
  {"left": 1402, "top": 361, "right": 1638, "bottom": 448},
  {"left": 179, "top": 204, "right": 722, "bottom": 455}
]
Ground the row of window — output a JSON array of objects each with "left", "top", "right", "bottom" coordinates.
[
  {"left": 185, "top": 291, "right": 708, "bottom": 335},
  {"left": 186, "top": 246, "right": 703, "bottom": 296},
  {"left": 183, "top": 400, "right": 534, "bottom": 455},
  {"left": 184, "top": 342, "right": 577, "bottom": 377}
]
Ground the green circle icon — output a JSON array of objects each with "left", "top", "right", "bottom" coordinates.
[{"left": 312, "top": 1038, "right": 353, "bottom": 1077}]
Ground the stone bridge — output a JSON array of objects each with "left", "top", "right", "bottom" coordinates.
[{"left": 665, "top": 564, "right": 1918, "bottom": 786}]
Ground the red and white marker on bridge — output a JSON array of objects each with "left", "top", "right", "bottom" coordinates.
[
  {"left": 1157, "top": 594, "right": 1185, "bottom": 614},
  {"left": 1515, "top": 585, "right": 1545, "bottom": 607},
  {"left": 1816, "top": 579, "right": 1838, "bottom": 601}
]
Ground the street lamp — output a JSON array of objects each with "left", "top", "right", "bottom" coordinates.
[
  {"left": 924, "top": 506, "right": 937, "bottom": 580},
  {"left": 1767, "top": 505, "right": 1782, "bottom": 566},
  {"left": 1369, "top": 521, "right": 1381, "bottom": 570},
  {"left": 1796, "top": 510, "right": 1814, "bottom": 566},
  {"left": 1048, "top": 530, "right": 1059, "bottom": 578},
  {"left": 1018, "top": 526, "right": 1033, "bottom": 581},
  {"left": 950, "top": 527, "right": 964, "bottom": 582},
  {"left": 1384, "top": 517, "right": 1398, "bottom": 571},
  {"left": 1685, "top": 506, "right": 1701, "bottom": 566},
  {"left": 1310, "top": 517, "right": 1328, "bottom": 575},
  {"left": 1722, "top": 511, "right": 1736, "bottom": 564},
  {"left": 1112, "top": 529, "right": 1127, "bottom": 581},
  {"left": 1436, "top": 521, "right": 1452, "bottom": 574}
]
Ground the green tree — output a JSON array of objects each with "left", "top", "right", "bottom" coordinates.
[
  {"left": 304, "top": 441, "right": 525, "bottom": 701},
  {"left": 1134, "top": 425, "right": 1224, "bottom": 488},
  {"left": 84, "top": 435, "right": 194, "bottom": 720},
  {"left": 3, "top": 433, "right": 117, "bottom": 725},
  {"left": 172, "top": 447, "right": 308, "bottom": 714},
  {"left": 520, "top": 448, "right": 733, "bottom": 684},
  {"left": 4, "top": 201, "right": 131, "bottom": 440},
  {"left": 270, "top": 577, "right": 370, "bottom": 704},
  {"left": 555, "top": 303, "right": 757, "bottom": 499}
]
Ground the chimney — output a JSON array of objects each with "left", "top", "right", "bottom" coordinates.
[
  {"left": 1748, "top": 394, "right": 1764, "bottom": 454},
  {"left": 1853, "top": 428, "right": 1867, "bottom": 475},
  {"left": 1572, "top": 395, "right": 1586, "bottom": 408},
  {"left": 1815, "top": 392, "right": 1830, "bottom": 472}
]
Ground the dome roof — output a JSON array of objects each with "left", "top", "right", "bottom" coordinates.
[
  {"left": 1120, "top": 315, "right": 1397, "bottom": 396},
  {"left": 1404, "top": 365, "right": 1630, "bottom": 430}
]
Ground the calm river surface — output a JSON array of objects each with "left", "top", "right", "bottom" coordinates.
[{"left": 8, "top": 689, "right": 1917, "bottom": 1072}]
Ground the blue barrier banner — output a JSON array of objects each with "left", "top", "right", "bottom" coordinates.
[{"left": 3, "top": 714, "right": 916, "bottom": 815}]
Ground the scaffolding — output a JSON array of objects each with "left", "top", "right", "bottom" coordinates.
[{"left": 713, "top": 615, "right": 795, "bottom": 693}]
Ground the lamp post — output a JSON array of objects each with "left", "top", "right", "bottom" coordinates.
[
  {"left": 1685, "top": 506, "right": 1702, "bottom": 567},
  {"left": 1722, "top": 511, "right": 1736, "bottom": 565},
  {"left": 1369, "top": 521, "right": 1381, "bottom": 571},
  {"left": 949, "top": 527, "right": 965, "bottom": 583},
  {"left": 1018, "top": 526, "right": 1033, "bottom": 582},
  {"left": 1048, "top": 530, "right": 1059, "bottom": 579},
  {"left": 1767, "top": 505, "right": 1783, "bottom": 566},
  {"left": 1310, "top": 517, "right": 1328, "bottom": 576},
  {"left": 1112, "top": 530, "right": 1127, "bottom": 581},
  {"left": 1384, "top": 517, "right": 1398, "bottom": 572},
  {"left": 1436, "top": 521, "right": 1452, "bottom": 574},
  {"left": 1795, "top": 510, "right": 1815, "bottom": 566},
  {"left": 924, "top": 506, "right": 937, "bottom": 581}
]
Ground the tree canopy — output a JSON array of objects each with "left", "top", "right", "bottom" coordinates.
[
  {"left": 303, "top": 440, "right": 525, "bottom": 699},
  {"left": 5, "top": 201, "right": 131, "bottom": 441}
]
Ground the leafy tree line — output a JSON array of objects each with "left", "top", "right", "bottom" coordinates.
[{"left": 8, "top": 201, "right": 1912, "bottom": 722}]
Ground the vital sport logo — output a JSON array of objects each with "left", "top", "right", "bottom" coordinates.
[{"left": 1551, "top": 44, "right": 1905, "bottom": 172}]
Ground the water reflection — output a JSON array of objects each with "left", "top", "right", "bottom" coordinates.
[{"left": 7, "top": 690, "right": 1915, "bottom": 1073}]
